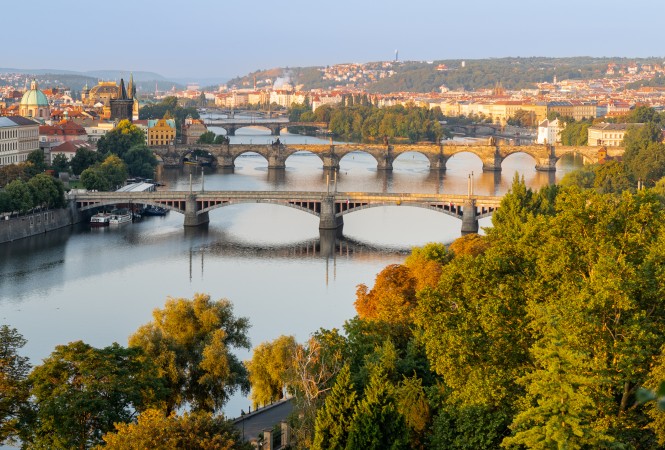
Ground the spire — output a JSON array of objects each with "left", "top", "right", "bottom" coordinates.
[
  {"left": 119, "top": 78, "right": 128, "bottom": 100},
  {"left": 128, "top": 73, "right": 136, "bottom": 99}
]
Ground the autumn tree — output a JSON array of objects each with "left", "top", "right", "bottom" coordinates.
[
  {"left": 0, "top": 325, "right": 30, "bottom": 446},
  {"left": 97, "top": 119, "right": 146, "bottom": 159},
  {"left": 245, "top": 335, "right": 297, "bottom": 408},
  {"left": 129, "top": 293, "right": 251, "bottom": 413},
  {"left": 97, "top": 408, "right": 251, "bottom": 450},
  {"left": 354, "top": 264, "right": 417, "bottom": 325}
]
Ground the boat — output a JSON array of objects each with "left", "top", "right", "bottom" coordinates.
[
  {"left": 90, "top": 212, "right": 111, "bottom": 227},
  {"left": 143, "top": 205, "right": 168, "bottom": 216},
  {"left": 109, "top": 210, "right": 132, "bottom": 225}
]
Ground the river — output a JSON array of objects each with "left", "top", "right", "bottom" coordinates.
[{"left": 0, "top": 118, "right": 585, "bottom": 418}]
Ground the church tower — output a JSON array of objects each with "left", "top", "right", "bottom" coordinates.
[{"left": 110, "top": 78, "right": 134, "bottom": 122}]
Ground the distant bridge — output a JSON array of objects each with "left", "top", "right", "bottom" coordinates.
[
  {"left": 72, "top": 190, "right": 502, "bottom": 235},
  {"left": 151, "top": 142, "right": 624, "bottom": 172},
  {"left": 204, "top": 119, "right": 329, "bottom": 136}
]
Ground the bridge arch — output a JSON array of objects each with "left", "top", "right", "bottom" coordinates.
[
  {"left": 198, "top": 199, "right": 321, "bottom": 217},
  {"left": 78, "top": 200, "right": 185, "bottom": 214},
  {"left": 337, "top": 201, "right": 465, "bottom": 220},
  {"left": 392, "top": 151, "right": 434, "bottom": 168},
  {"left": 553, "top": 148, "right": 596, "bottom": 165},
  {"left": 230, "top": 149, "right": 271, "bottom": 165},
  {"left": 283, "top": 150, "right": 326, "bottom": 166},
  {"left": 442, "top": 150, "right": 485, "bottom": 169},
  {"left": 338, "top": 150, "right": 379, "bottom": 166}
]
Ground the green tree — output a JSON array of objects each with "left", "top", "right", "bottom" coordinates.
[
  {"left": 124, "top": 144, "right": 157, "bottom": 178},
  {"left": 25, "top": 149, "right": 47, "bottom": 176},
  {"left": 245, "top": 335, "right": 297, "bottom": 409},
  {"left": 395, "top": 375, "right": 430, "bottom": 449},
  {"left": 27, "top": 174, "right": 65, "bottom": 209},
  {"left": 96, "top": 120, "right": 146, "bottom": 159},
  {"left": 345, "top": 368, "right": 408, "bottom": 450},
  {"left": 80, "top": 166, "right": 111, "bottom": 191},
  {"left": 0, "top": 325, "right": 30, "bottom": 446},
  {"left": 129, "top": 293, "right": 251, "bottom": 414},
  {"left": 502, "top": 320, "right": 614, "bottom": 449},
  {"left": 97, "top": 408, "right": 251, "bottom": 450},
  {"left": 214, "top": 134, "right": 230, "bottom": 144},
  {"left": 312, "top": 365, "right": 357, "bottom": 450},
  {"left": 623, "top": 122, "right": 665, "bottom": 185},
  {"left": 593, "top": 160, "right": 634, "bottom": 193},
  {"left": 50, "top": 153, "right": 70, "bottom": 175},
  {"left": 5, "top": 179, "right": 33, "bottom": 213},
  {"left": 24, "top": 341, "right": 166, "bottom": 450},
  {"left": 99, "top": 154, "right": 129, "bottom": 189},
  {"left": 197, "top": 131, "right": 216, "bottom": 144},
  {"left": 70, "top": 148, "right": 103, "bottom": 176}
]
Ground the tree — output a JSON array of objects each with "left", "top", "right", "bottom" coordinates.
[
  {"left": 622, "top": 122, "right": 665, "bottom": 185},
  {"left": 80, "top": 166, "right": 111, "bottom": 191},
  {"left": 70, "top": 148, "right": 103, "bottom": 176},
  {"left": 311, "top": 365, "right": 357, "bottom": 450},
  {"left": 354, "top": 264, "right": 417, "bottom": 326},
  {"left": 99, "top": 154, "right": 129, "bottom": 189},
  {"left": 395, "top": 375, "right": 430, "bottom": 449},
  {"left": 198, "top": 131, "right": 216, "bottom": 144},
  {"left": 124, "top": 144, "right": 157, "bottom": 178},
  {"left": 0, "top": 326, "right": 30, "bottom": 445},
  {"left": 27, "top": 174, "right": 65, "bottom": 209},
  {"left": 25, "top": 149, "right": 47, "bottom": 176},
  {"left": 96, "top": 120, "right": 146, "bottom": 159},
  {"left": 593, "top": 160, "right": 634, "bottom": 193},
  {"left": 246, "top": 335, "right": 297, "bottom": 409},
  {"left": 502, "top": 321, "right": 614, "bottom": 449},
  {"left": 50, "top": 153, "right": 70, "bottom": 175},
  {"left": 448, "top": 234, "right": 490, "bottom": 258},
  {"left": 129, "top": 294, "right": 251, "bottom": 413},
  {"left": 4, "top": 179, "right": 33, "bottom": 213},
  {"left": 97, "top": 409, "right": 251, "bottom": 450},
  {"left": 24, "top": 341, "right": 166, "bottom": 449},
  {"left": 345, "top": 368, "right": 409, "bottom": 450}
]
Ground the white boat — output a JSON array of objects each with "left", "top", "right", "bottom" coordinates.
[
  {"left": 109, "top": 210, "right": 132, "bottom": 225},
  {"left": 90, "top": 212, "right": 110, "bottom": 227}
]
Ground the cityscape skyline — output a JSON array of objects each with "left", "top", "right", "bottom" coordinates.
[{"left": 4, "top": 0, "right": 664, "bottom": 80}]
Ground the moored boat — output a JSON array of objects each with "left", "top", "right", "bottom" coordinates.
[
  {"left": 90, "top": 212, "right": 111, "bottom": 227},
  {"left": 143, "top": 205, "right": 168, "bottom": 216},
  {"left": 109, "top": 210, "right": 132, "bottom": 225}
]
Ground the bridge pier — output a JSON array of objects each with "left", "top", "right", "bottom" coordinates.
[
  {"left": 216, "top": 155, "right": 235, "bottom": 169},
  {"left": 535, "top": 158, "right": 557, "bottom": 172},
  {"left": 481, "top": 153, "right": 503, "bottom": 172},
  {"left": 322, "top": 149, "right": 340, "bottom": 171},
  {"left": 319, "top": 196, "right": 343, "bottom": 231},
  {"left": 184, "top": 195, "right": 209, "bottom": 227},
  {"left": 429, "top": 154, "right": 447, "bottom": 171},
  {"left": 461, "top": 199, "right": 479, "bottom": 235},
  {"left": 226, "top": 127, "right": 236, "bottom": 136},
  {"left": 376, "top": 156, "right": 394, "bottom": 170}
]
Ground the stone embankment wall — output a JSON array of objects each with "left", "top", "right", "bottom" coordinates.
[{"left": 0, "top": 202, "right": 84, "bottom": 244}]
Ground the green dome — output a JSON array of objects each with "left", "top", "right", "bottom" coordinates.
[{"left": 20, "top": 80, "right": 49, "bottom": 107}]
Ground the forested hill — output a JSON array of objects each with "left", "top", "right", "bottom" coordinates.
[{"left": 228, "top": 57, "right": 664, "bottom": 93}]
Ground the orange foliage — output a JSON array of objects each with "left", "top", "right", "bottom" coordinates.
[
  {"left": 354, "top": 264, "right": 417, "bottom": 325},
  {"left": 449, "top": 233, "right": 490, "bottom": 258}
]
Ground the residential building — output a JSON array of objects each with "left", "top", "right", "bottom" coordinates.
[
  {"left": 182, "top": 116, "right": 208, "bottom": 144},
  {"left": 147, "top": 119, "right": 176, "bottom": 146},
  {"left": 536, "top": 118, "right": 562, "bottom": 144},
  {"left": 587, "top": 122, "right": 644, "bottom": 146},
  {"left": 0, "top": 116, "right": 40, "bottom": 167}
]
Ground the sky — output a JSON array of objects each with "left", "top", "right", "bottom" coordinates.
[{"left": 3, "top": 0, "right": 663, "bottom": 81}]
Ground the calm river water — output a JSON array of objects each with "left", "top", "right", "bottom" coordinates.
[{"left": 0, "top": 118, "right": 584, "bottom": 417}]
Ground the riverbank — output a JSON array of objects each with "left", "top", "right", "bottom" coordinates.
[{"left": 0, "top": 202, "right": 84, "bottom": 244}]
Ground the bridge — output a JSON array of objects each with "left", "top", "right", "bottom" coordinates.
[
  {"left": 72, "top": 190, "right": 503, "bottom": 235},
  {"left": 204, "top": 119, "right": 329, "bottom": 136},
  {"left": 152, "top": 142, "right": 624, "bottom": 172}
]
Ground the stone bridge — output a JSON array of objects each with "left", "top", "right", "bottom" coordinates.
[
  {"left": 152, "top": 143, "right": 624, "bottom": 172},
  {"left": 204, "top": 120, "right": 328, "bottom": 136},
  {"left": 72, "top": 190, "right": 503, "bottom": 235}
]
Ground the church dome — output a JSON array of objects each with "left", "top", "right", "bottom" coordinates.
[{"left": 20, "top": 80, "right": 49, "bottom": 107}]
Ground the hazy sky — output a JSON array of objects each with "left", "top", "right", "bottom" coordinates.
[{"left": 4, "top": 0, "right": 663, "bottom": 80}]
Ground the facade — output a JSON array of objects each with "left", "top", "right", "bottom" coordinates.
[
  {"left": 182, "top": 116, "right": 208, "bottom": 144},
  {"left": 587, "top": 122, "right": 643, "bottom": 147},
  {"left": 0, "top": 116, "right": 40, "bottom": 167},
  {"left": 536, "top": 118, "right": 563, "bottom": 144},
  {"left": 50, "top": 140, "right": 94, "bottom": 163},
  {"left": 147, "top": 119, "right": 176, "bottom": 146},
  {"left": 19, "top": 80, "right": 51, "bottom": 121}
]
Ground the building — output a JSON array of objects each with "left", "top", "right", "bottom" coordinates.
[
  {"left": 536, "top": 118, "right": 562, "bottom": 144},
  {"left": 19, "top": 80, "right": 51, "bottom": 121},
  {"left": 49, "top": 140, "right": 94, "bottom": 163},
  {"left": 587, "top": 122, "right": 644, "bottom": 147},
  {"left": 182, "top": 116, "right": 208, "bottom": 144},
  {"left": 110, "top": 79, "right": 134, "bottom": 122},
  {"left": 0, "top": 116, "right": 40, "bottom": 167},
  {"left": 147, "top": 119, "right": 176, "bottom": 146}
]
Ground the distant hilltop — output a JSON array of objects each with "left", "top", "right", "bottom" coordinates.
[{"left": 226, "top": 56, "right": 665, "bottom": 93}]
